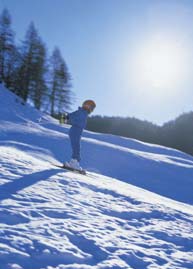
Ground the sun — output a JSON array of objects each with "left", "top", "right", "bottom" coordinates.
[{"left": 133, "top": 36, "right": 188, "bottom": 89}]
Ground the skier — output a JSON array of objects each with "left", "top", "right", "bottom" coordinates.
[{"left": 63, "top": 100, "right": 96, "bottom": 172}]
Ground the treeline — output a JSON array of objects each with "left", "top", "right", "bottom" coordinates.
[
  {"left": 87, "top": 112, "right": 193, "bottom": 156},
  {"left": 0, "top": 9, "right": 73, "bottom": 115}
]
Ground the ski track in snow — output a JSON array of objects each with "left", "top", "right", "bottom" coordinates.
[{"left": 0, "top": 85, "right": 193, "bottom": 269}]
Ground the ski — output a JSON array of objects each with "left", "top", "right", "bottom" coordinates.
[{"left": 54, "top": 164, "right": 86, "bottom": 175}]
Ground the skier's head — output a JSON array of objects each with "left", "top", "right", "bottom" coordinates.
[{"left": 82, "top": 100, "right": 96, "bottom": 113}]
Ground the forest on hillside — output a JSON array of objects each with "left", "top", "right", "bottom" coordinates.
[{"left": 87, "top": 113, "right": 193, "bottom": 156}]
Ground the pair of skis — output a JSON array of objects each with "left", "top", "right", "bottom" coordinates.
[{"left": 54, "top": 164, "right": 86, "bottom": 175}]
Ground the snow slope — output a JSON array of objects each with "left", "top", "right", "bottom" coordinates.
[{"left": 0, "top": 84, "right": 193, "bottom": 269}]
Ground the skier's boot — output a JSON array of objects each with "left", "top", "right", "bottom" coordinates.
[{"left": 65, "top": 159, "right": 83, "bottom": 171}]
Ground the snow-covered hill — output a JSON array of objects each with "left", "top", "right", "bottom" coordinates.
[{"left": 0, "top": 84, "right": 193, "bottom": 269}]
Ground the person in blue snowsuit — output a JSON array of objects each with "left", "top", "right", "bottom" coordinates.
[{"left": 64, "top": 100, "right": 96, "bottom": 171}]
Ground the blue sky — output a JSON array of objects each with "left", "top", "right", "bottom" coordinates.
[{"left": 1, "top": 0, "right": 193, "bottom": 125}]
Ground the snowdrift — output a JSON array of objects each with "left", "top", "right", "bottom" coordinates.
[{"left": 0, "top": 84, "right": 193, "bottom": 269}]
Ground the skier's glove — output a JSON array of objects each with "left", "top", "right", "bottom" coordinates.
[
  {"left": 63, "top": 113, "right": 69, "bottom": 123},
  {"left": 60, "top": 113, "right": 69, "bottom": 124}
]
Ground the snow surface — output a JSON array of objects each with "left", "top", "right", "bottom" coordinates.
[{"left": 0, "top": 84, "right": 193, "bottom": 269}]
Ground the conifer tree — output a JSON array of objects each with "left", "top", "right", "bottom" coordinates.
[
  {"left": 49, "top": 47, "right": 72, "bottom": 116},
  {"left": 29, "top": 36, "right": 47, "bottom": 110},
  {"left": 16, "top": 22, "right": 47, "bottom": 108},
  {"left": 0, "top": 9, "right": 16, "bottom": 89}
]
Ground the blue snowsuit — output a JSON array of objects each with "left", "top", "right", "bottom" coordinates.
[{"left": 68, "top": 107, "right": 88, "bottom": 162}]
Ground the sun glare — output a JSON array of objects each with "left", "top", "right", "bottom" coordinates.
[{"left": 133, "top": 36, "right": 188, "bottom": 89}]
